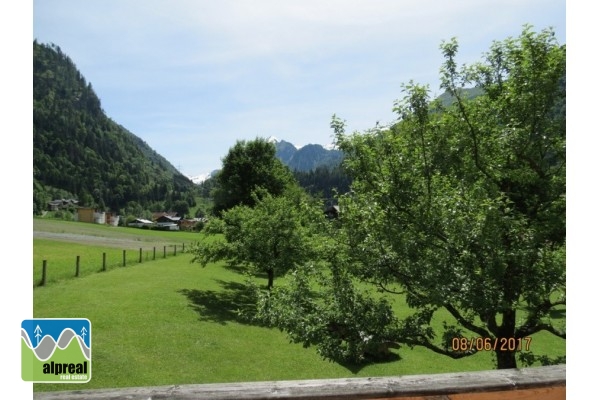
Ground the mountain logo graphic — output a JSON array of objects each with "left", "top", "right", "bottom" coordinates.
[{"left": 21, "top": 318, "right": 91, "bottom": 383}]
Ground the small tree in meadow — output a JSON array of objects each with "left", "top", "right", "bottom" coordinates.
[{"left": 191, "top": 187, "right": 326, "bottom": 290}]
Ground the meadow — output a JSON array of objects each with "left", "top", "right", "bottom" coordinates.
[
  {"left": 32, "top": 218, "right": 566, "bottom": 392},
  {"left": 33, "top": 218, "right": 197, "bottom": 286}
]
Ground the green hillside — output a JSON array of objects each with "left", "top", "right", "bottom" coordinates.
[{"left": 33, "top": 41, "right": 197, "bottom": 216}]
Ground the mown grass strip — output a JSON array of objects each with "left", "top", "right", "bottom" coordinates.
[{"left": 34, "top": 217, "right": 201, "bottom": 242}]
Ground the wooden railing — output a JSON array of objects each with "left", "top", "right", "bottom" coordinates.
[{"left": 33, "top": 364, "right": 565, "bottom": 399}]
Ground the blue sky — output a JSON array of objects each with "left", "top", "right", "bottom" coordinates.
[{"left": 32, "top": 0, "right": 566, "bottom": 178}]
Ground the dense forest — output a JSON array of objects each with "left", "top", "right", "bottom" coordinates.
[
  {"left": 33, "top": 40, "right": 197, "bottom": 217},
  {"left": 292, "top": 164, "right": 350, "bottom": 199}
]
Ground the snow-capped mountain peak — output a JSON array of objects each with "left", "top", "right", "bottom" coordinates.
[{"left": 188, "top": 172, "right": 212, "bottom": 184}]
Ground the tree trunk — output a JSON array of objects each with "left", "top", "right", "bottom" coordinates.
[
  {"left": 267, "top": 269, "right": 274, "bottom": 291},
  {"left": 496, "top": 308, "right": 518, "bottom": 369},
  {"left": 495, "top": 348, "right": 517, "bottom": 369}
]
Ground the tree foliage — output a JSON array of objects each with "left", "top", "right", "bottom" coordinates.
[
  {"left": 254, "top": 249, "right": 402, "bottom": 364},
  {"left": 258, "top": 25, "right": 566, "bottom": 369},
  {"left": 211, "top": 138, "right": 296, "bottom": 214},
  {"left": 192, "top": 187, "right": 325, "bottom": 290}
]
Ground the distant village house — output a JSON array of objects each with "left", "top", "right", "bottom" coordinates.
[
  {"left": 154, "top": 214, "right": 181, "bottom": 231},
  {"left": 127, "top": 218, "right": 154, "bottom": 228},
  {"left": 324, "top": 204, "right": 340, "bottom": 219},
  {"left": 47, "top": 198, "right": 79, "bottom": 211},
  {"left": 75, "top": 207, "right": 120, "bottom": 226},
  {"left": 179, "top": 217, "right": 204, "bottom": 231}
]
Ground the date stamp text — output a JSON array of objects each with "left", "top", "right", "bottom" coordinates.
[{"left": 451, "top": 337, "right": 532, "bottom": 352}]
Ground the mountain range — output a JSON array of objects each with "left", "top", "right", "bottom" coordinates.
[
  {"left": 189, "top": 137, "right": 343, "bottom": 184},
  {"left": 271, "top": 137, "right": 344, "bottom": 172},
  {"left": 188, "top": 87, "right": 486, "bottom": 185}
]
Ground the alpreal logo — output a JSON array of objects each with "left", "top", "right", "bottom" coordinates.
[{"left": 21, "top": 318, "right": 91, "bottom": 383}]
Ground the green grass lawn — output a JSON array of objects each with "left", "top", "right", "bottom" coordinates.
[
  {"left": 33, "top": 217, "right": 200, "bottom": 286},
  {"left": 31, "top": 254, "right": 484, "bottom": 393},
  {"left": 32, "top": 219, "right": 565, "bottom": 392},
  {"left": 33, "top": 239, "right": 190, "bottom": 286}
]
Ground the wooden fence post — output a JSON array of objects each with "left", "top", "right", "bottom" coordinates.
[
  {"left": 123, "top": 250, "right": 126, "bottom": 267},
  {"left": 164, "top": 246, "right": 166, "bottom": 258},
  {"left": 174, "top": 244, "right": 177, "bottom": 256},
  {"left": 41, "top": 260, "right": 47, "bottom": 286},
  {"left": 153, "top": 247, "right": 156, "bottom": 260},
  {"left": 139, "top": 248, "right": 142, "bottom": 263},
  {"left": 75, "top": 255, "right": 80, "bottom": 277},
  {"left": 183, "top": 243, "right": 185, "bottom": 252},
  {"left": 103, "top": 252, "right": 106, "bottom": 271}
]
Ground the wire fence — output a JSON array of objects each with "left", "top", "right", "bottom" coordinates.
[{"left": 35, "top": 243, "right": 189, "bottom": 287}]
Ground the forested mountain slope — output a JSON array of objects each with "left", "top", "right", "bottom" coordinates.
[{"left": 33, "top": 41, "right": 196, "bottom": 215}]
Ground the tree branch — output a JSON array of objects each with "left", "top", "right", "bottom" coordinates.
[
  {"left": 444, "top": 303, "right": 490, "bottom": 338},
  {"left": 515, "top": 299, "right": 566, "bottom": 338},
  {"left": 375, "top": 281, "right": 405, "bottom": 295},
  {"left": 447, "top": 83, "right": 502, "bottom": 188},
  {"left": 403, "top": 337, "right": 477, "bottom": 359},
  {"left": 481, "top": 313, "right": 499, "bottom": 337}
]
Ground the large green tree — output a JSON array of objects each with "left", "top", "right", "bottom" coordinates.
[
  {"left": 211, "top": 138, "right": 295, "bottom": 214},
  {"left": 259, "top": 25, "right": 566, "bottom": 369}
]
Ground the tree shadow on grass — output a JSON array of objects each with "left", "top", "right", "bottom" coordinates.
[
  {"left": 179, "top": 279, "right": 401, "bottom": 374},
  {"left": 178, "top": 279, "right": 260, "bottom": 326},
  {"left": 337, "top": 352, "right": 402, "bottom": 374}
]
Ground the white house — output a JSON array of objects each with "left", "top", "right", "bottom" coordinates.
[
  {"left": 155, "top": 215, "right": 181, "bottom": 231},
  {"left": 127, "top": 218, "right": 154, "bottom": 228}
]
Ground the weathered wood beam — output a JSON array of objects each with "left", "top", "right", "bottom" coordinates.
[{"left": 33, "top": 364, "right": 565, "bottom": 400}]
